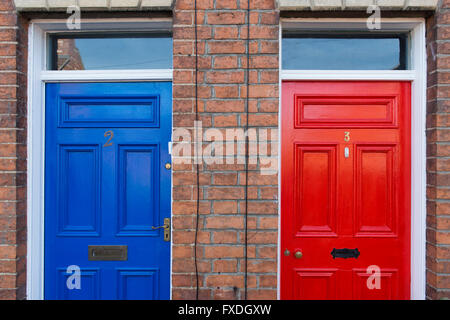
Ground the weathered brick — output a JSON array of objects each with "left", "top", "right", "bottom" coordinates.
[
  {"left": 213, "top": 56, "right": 238, "bottom": 69},
  {"left": 205, "top": 216, "right": 244, "bottom": 228},
  {"left": 207, "top": 12, "right": 246, "bottom": 25},
  {"left": 206, "top": 70, "right": 245, "bottom": 84},
  {"left": 214, "top": 26, "right": 239, "bottom": 39},
  {"left": 215, "top": 0, "right": 238, "bottom": 9},
  {"left": 213, "top": 259, "right": 238, "bottom": 272},
  {"left": 172, "top": 0, "right": 279, "bottom": 300},
  {"left": 208, "top": 41, "right": 246, "bottom": 54}
]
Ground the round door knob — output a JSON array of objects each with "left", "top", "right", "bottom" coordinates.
[
  {"left": 294, "top": 251, "right": 303, "bottom": 259},
  {"left": 165, "top": 163, "right": 171, "bottom": 170},
  {"left": 284, "top": 249, "right": 290, "bottom": 256}
]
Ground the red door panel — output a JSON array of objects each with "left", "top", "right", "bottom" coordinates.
[
  {"left": 352, "top": 268, "right": 398, "bottom": 300},
  {"left": 293, "top": 269, "right": 338, "bottom": 300},
  {"left": 281, "top": 81, "right": 411, "bottom": 300},
  {"left": 294, "top": 144, "right": 337, "bottom": 237}
]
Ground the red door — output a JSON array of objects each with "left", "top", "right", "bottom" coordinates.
[{"left": 281, "top": 81, "right": 411, "bottom": 300}]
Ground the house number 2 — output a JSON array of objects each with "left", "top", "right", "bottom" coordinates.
[
  {"left": 344, "top": 131, "right": 350, "bottom": 142},
  {"left": 103, "top": 130, "right": 114, "bottom": 147}
]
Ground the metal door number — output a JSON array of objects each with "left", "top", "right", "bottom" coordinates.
[
  {"left": 344, "top": 131, "right": 350, "bottom": 142},
  {"left": 103, "top": 130, "right": 114, "bottom": 147}
]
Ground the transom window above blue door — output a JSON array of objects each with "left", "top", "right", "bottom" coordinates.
[
  {"left": 282, "top": 33, "right": 409, "bottom": 70},
  {"left": 48, "top": 33, "right": 172, "bottom": 70}
]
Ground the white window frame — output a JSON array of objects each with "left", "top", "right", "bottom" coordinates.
[
  {"left": 26, "top": 18, "right": 173, "bottom": 300},
  {"left": 278, "top": 18, "right": 427, "bottom": 300}
]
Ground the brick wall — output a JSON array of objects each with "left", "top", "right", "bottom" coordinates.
[
  {"left": 426, "top": 1, "right": 450, "bottom": 300},
  {"left": 172, "top": 0, "right": 279, "bottom": 299},
  {"left": 0, "top": 0, "right": 27, "bottom": 300},
  {"left": 0, "top": 0, "right": 448, "bottom": 300}
]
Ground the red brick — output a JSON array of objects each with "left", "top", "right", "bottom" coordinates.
[
  {"left": 258, "top": 246, "right": 277, "bottom": 259},
  {"left": 240, "top": 84, "right": 278, "bottom": 98},
  {"left": 213, "top": 259, "right": 237, "bottom": 272},
  {"left": 173, "top": 216, "right": 195, "bottom": 229},
  {"left": 260, "top": 41, "right": 279, "bottom": 53},
  {"left": 260, "top": 12, "right": 279, "bottom": 25},
  {"left": 172, "top": 0, "right": 281, "bottom": 300},
  {"left": 173, "top": 11, "right": 193, "bottom": 25},
  {"left": 207, "top": 187, "right": 244, "bottom": 200},
  {"left": 259, "top": 275, "right": 277, "bottom": 288},
  {"left": 207, "top": 12, "right": 246, "bottom": 25},
  {"left": 206, "top": 71, "right": 244, "bottom": 83},
  {"left": 172, "top": 245, "right": 194, "bottom": 258},
  {"left": 247, "top": 289, "right": 277, "bottom": 300},
  {"left": 244, "top": 0, "right": 276, "bottom": 9},
  {"left": 208, "top": 41, "right": 246, "bottom": 54},
  {"left": 204, "top": 246, "right": 244, "bottom": 258},
  {"left": 173, "top": 26, "right": 212, "bottom": 40},
  {"left": 206, "top": 275, "right": 244, "bottom": 287},
  {"left": 0, "top": 44, "right": 15, "bottom": 56},
  {"left": 214, "top": 26, "right": 239, "bottom": 39},
  {"left": 205, "top": 216, "right": 244, "bottom": 229},
  {"left": 205, "top": 100, "right": 245, "bottom": 112},
  {"left": 213, "top": 56, "right": 238, "bottom": 69},
  {"left": 212, "top": 201, "right": 238, "bottom": 214},
  {"left": 215, "top": 0, "right": 238, "bottom": 9},
  {"left": 0, "top": 29, "right": 15, "bottom": 41},
  {"left": 214, "top": 85, "right": 240, "bottom": 98},
  {"left": 213, "top": 114, "right": 238, "bottom": 127},
  {"left": 0, "top": 13, "right": 16, "bottom": 26},
  {"left": 175, "top": 0, "right": 214, "bottom": 10},
  {"left": 212, "top": 172, "right": 237, "bottom": 185},
  {"left": 247, "top": 260, "right": 277, "bottom": 273},
  {"left": 212, "top": 231, "right": 238, "bottom": 243}
]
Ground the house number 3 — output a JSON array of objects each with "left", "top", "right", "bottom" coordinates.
[
  {"left": 344, "top": 131, "right": 350, "bottom": 142},
  {"left": 103, "top": 130, "right": 114, "bottom": 147}
]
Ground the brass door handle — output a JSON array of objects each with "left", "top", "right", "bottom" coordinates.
[
  {"left": 151, "top": 218, "right": 171, "bottom": 242},
  {"left": 151, "top": 218, "right": 169, "bottom": 230},
  {"left": 165, "top": 163, "right": 171, "bottom": 170},
  {"left": 294, "top": 251, "right": 303, "bottom": 259}
]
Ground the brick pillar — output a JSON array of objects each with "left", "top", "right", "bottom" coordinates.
[
  {"left": 172, "top": 0, "right": 279, "bottom": 299},
  {"left": 0, "top": 0, "right": 27, "bottom": 300},
  {"left": 426, "top": 2, "right": 450, "bottom": 300}
]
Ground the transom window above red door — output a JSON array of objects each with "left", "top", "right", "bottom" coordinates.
[{"left": 282, "top": 33, "right": 409, "bottom": 70}]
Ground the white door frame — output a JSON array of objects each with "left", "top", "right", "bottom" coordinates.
[
  {"left": 26, "top": 19, "right": 173, "bottom": 300},
  {"left": 278, "top": 18, "right": 427, "bottom": 300}
]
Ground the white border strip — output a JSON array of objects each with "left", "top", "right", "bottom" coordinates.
[
  {"left": 281, "top": 70, "right": 416, "bottom": 81},
  {"left": 27, "top": 19, "right": 174, "bottom": 300},
  {"left": 409, "top": 20, "right": 427, "bottom": 302},
  {"left": 279, "top": 18, "right": 427, "bottom": 300},
  {"left": 27, "top": 20, "right": 46, "bottom": 302},
  {"left": 41, "top": 70, "right": 173, "bottom": 82}
]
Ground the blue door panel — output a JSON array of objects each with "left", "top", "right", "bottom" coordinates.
[
  {"left": 45, "top": 82, "right": 172, "bottom": 300},
  {"left": 117, "top": 145, "right": 159, "bottom": 236},
  {"left": 58, "top": 268, "right": 100, "bottom": 300},
  {"left": 117, "top": 269, "right": 159, "bottom": 300},
  {"left": 58, "top": 145, "right": 100, "bottom": 236}
]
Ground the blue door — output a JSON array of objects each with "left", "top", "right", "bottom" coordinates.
[{"left": 44, "top": 82, "right": 172, "bottom": 300}]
